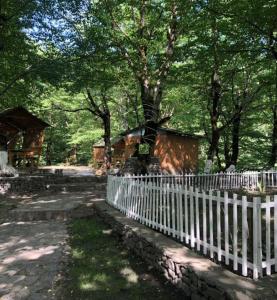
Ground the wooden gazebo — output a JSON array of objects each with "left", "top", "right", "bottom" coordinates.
[{"left": 0, "top": 107, "right": 50, "bottom": 167}]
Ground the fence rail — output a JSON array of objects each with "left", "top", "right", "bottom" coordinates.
[
  {"left": 117, "top": 171, "right": 277, "bottom": 191},
  {"left": 107, "top": 175, "right": 277, "bottom": 279}
]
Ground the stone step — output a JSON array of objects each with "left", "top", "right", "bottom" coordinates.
[
  {"left": 0, "top": 175, "right": 107, "bottom": 194},
  {"left": 7, "top": 196, "right": 100, "bottom": 221},
  {"left": 44, "top": 182, "right": 107, "bottom": 193}
]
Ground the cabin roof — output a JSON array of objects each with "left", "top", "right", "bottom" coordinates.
[
  {"left": 119, "top": 126, "right": 204, "bottom": 140},
  {"left": 0, "top": 107, "right": 50, "bottom": 131},
  {"left": 93, "top": 136, "right": 124, "bottom": 148}
]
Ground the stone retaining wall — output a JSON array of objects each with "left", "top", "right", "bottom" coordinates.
[
  {"left": 94, "top": 201, "right": 276, "bottom": 300},
  {"left": 0, "top": 175, "right": 106, "bottom": 194}
]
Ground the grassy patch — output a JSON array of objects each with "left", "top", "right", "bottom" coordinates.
[{"left": 60, "top": 217, "right": 185, "bottom": 300}]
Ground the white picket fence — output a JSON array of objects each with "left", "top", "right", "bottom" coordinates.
[
  {"left": 107, "top": 175, "right": 277, "bottom": 279},
  {"left": 116, "top": 171, "right": 277, "bottom": 191}
]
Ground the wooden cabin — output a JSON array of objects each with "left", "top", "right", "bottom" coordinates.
[
  {"left": 92, "top": 140, "right": 105, "bottom": 166},
  {"left": 93, "top": 127, "right": 202, "bottom": 174},
  {"left": 0, "top": 107, "right": 50, "bottom": 167}
]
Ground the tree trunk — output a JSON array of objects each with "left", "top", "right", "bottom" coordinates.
[
  {"left": 269, "top": 104, "right": 277, "bottom": 167},
  {"left": 223, "top": 131, "right": 231, "bottom": 167},
  {"left": 229, "top": 111, "right": 241, "bottom": 167},
  {"left": 269, "top": 62, "right": 277, "bottom": 167},
  {"left": 102, "top": 111, "right": 112, "bottom": 169},
  {"left": 46, "top": 140, "right": 52, "bottom": 166},
  {"left": 207, "top": 68, "right": 221, "bottom": 162},
  {"left": 140, "top": 80, "right": 163, "bottom": 156}
]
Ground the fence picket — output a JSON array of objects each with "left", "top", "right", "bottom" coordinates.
[
  {"left": 266, "top": 196, "right": 271, "bottom": 276},
  {"left": 185, "top": 188, "right": 189, "bottom": 243},
  {"left": 253, "top": 197, "right": 259, "bottom": 279},
  {"left": 196, "top": 188, "right": 200, "bottom": 251},
  {"left": 172, "top": 185, "right": 176, "bottom": 238},
  {"left": 159, "top": 180, "right": 163, "bottom": 231},
  {"left": 167, "top": 183, "right": 170, "bottom": 235},
  {"left": 242, "top": 196, "right": 248, "bottom": 276},
  {"left": 217, "top": 191, "right": 222, "bottom": 261},
  {"left": 107, "top": 174, "right": 277, "bottom": 279},
  {"left": 190, "top": 187, "right": 195, "bottom": 248},
  {"left": 233, "top": 193, "right": 238, "bottom": 271},
  {"left": 209, "top": 190, "right": 214, "bottom": 259},
  {"left": 179, "top": 188, "right": 184, "bottom": 242},
  {"left": 275, "top": 195, "right": 277, "bottom": 272},
  {"left": 155, "top": 181, "right": 159, "bottom": 229},
  {"left": 163, "top": 183, "right": 167, "bottom": 234},
  {"left": 142, "top": 182, "right": 147, "bottom": 224},
  {"left": 224, "top": 191, "right": 229, "bottom": 265},
  {"left": 203, "top": 191, "right": 207, "bottom": 255}
]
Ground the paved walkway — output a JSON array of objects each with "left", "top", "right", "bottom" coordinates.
[
  {"left": 0, "top": 221, "right": 67, "bottom": 300},
  {"left": 0, "top": 185, "right": 106, "bottom": 300}
]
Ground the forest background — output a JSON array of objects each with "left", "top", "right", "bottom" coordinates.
[{"left": 0, "top": 0, "right": 276, "bottom": 172}]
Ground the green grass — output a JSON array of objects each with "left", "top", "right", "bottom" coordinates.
[{"left": 60, "top": 217, "right": 185, "bottom": 300}]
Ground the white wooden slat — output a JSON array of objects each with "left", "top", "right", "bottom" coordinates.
[
  {"left": 253, "top": 197, "right": 259, "bottom": 279},
  {"left": 172, "top": 185, "right": 176, "bottom": 238},
  {"left": 124, "top": 179, "right": 128, "bottom": 214},
  {"left": 159, "top": 180, "right": 163, "bottom": 231},
  {"left": 176, "top": 184, "right": 180, "bottom": 238},
  {"left": 139, "top": 182, "right": 144, "bottom": 223},
  {"left": 149, "top": 181, "right": 154, "bottom": 228},
  {"left": 142, "top": 182, "right": 147, "bottom": 224},
  {"left": 149, "top": 182, "right": 155, "bottom": 228},
  {"left": 233, "top": 193, "right": 238, "bottom": 271},
  {"left": 136, "top": 180, "right": 141, "bottom": 220},
  {"left": 185, "top": 188, "right": 189, "bottom": 244},
  {"left": 129, "top": 180, "right": 134, "bottom": 217},
  {"left": 144, "top": 183, "right": 148, "bottom": 224},
  {"left": 224, "top": 191, "right": 229, "bottom": 265},
  {"left": 167, "top": 183, "right": 170, "bottom": 235},
  {"left": 266, "top": 196, "right": 271, "bottom": 275},
  {"left": 148, "top": 182, "right": 152, "bottom": 225},
  {"left": 155, "top": 180, "right": 159, "bottom": 229},
  {"left": 274, "top": 195, "right": 277, "bottom": 272},
  {"left": 179, "top": 188, "right": 184, "bottom": 242},
  {"left": 163, "top": 183, "right": 167, "bottom": 234},
  {"left": 209, "top": 190, "right": 214, "bottom": 259},
  {"left": 123, "top": 179, "right": 127, "bottom": 213},
  {"left": 242, "top": 195, "right": 248, "bottom": 276},
  {"left": 148, "top": 182, "right": 152, "bottom": 226},
  {"left": 190, "top": 187, "right": 195, "bottom": 248},
  {"left": 127, "top": 180, "right": 131, "bottom": 217},
  {"left": 196, "top": 188, "right": 200, "bottom": 251},
  {"left": 132, "top": 181, "right": 136, "bottom": 218},
  {"left": 257, "top": 197, "right": 263, "bottom": 278},
  {"left": 203, "top": 191, "right": 207, "bottom": 255},
  {"left": 217, "top": 191, "right": 222, "bottom": 261}
]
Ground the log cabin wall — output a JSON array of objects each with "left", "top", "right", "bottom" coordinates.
[
  {"left": 93, "top": 130, "right": 200, "bottom": 173},
  {"left": 124, "top": 135, "right": 141, "bottom": 160},
  {"left": 22, "top": 129, "right": 45, "bottom": 152},
  {"left": 93, "top": 147, "right": 105, "bottom": 163},
  {"left": 154, "top": 133, "right": 199, "bottom": 174},
  {"left": 112, "top": 140, "right": 126, "bottom": 164}
]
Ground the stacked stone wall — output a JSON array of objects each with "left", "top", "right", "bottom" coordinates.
[{"left": 94, "top": 202, "right": 275, "bottom": 300}]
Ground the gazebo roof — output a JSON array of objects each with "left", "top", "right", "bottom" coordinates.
[{"left": 0, "top": 107, "right": 50, "bottom": 131}]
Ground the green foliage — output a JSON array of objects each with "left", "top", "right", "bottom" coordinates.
[{"left": 1, "top": 0, "right": 277, "bottom": 169}]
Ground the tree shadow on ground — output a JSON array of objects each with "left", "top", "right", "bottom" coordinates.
[
  {"left": 58, "top": 216, "right": 186, "bottom": 300},
  {"left": 0, "top": 220, "right": 67, "bottom": 299}
]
